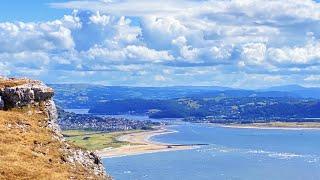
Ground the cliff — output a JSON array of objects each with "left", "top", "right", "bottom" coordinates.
[{"left": 0, "top": 77, "right": 111, "bottom": 179}]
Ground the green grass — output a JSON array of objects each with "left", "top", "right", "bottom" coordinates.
[
  {"left": 62, "top": 130, "right": 143, "bottom": 151},
  {"left": 62, "top": 130, "right": 101, "bottom": 137}
]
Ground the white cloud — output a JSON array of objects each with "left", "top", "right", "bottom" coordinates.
[
  {"left": 154, "top": 75, "right": 166, "bottom": 81},
  {"left": 51, "top": 0, "right": 197, "bottom": 17},
  {"left": 0, "top": 51, "right": 50, "bottom": 69},
  {"left": 172, "top": 36, "right": 199, "bottom": 61},
  {"left": 142, "top": 16, "right": 189, "bottom": 50},
  {"left": 85, "top": 45, "right": 173, "bottom": 63},
  {"left": 0, "top": 21, "right": 75, "bottom": 53},
  {"left": 241, "top": 43, "right": 267, "bottom": 66},
  {"left": 51, "top": 0, "right": 320, "bottom": 21},
  {"left": 1, "top": 0, "right": 320, "bottom": 87},
  {"left": 267, "top": 40, "right": 320, "bottom": 65},
  {"left": 304, "top": 75, "right": 320, "bottom": 82},
  {"left": 209, "top": 45, "right": 233, "bottom": 61},
  {"left": 125, "top": 45, "right": 173, "bottom": 61},
  {"left": 89, "top": 11, "right": 111, "bottom": 26}
]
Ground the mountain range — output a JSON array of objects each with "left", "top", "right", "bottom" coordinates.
[{"left": 50, "top": 84, "right": 320, "bottom": 109}]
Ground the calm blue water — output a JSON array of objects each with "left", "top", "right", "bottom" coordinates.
[{"left": 103, "top": 123, "right": 320, "bottom": 180}]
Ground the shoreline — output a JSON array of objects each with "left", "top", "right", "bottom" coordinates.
[
  {"left": 216, "top": 122, "right": 320, "bottom": 130},
  {"left": 97, "top": 121, "right": 320, "bottom": 158},
  {"left": 97, "top": 126, "right": 197, "bottom": 158}
]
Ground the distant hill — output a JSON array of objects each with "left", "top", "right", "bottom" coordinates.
[
  {"left": 89, "top": 97, "right": 320, "bottom": 121},
  {"left": 50, "top": 84, "right": 237, "bottom": 108},
  {"left": 260, "top": 85, "right": 320, "bottom": 99},
  {"left": 50, "top": 84, "right": 320, "bottom": 109},
  {"left": 261, "top": 84, "right": 306, "bottom": 92}
]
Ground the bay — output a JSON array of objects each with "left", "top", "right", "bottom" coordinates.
[{"left": 103, "top": 123, "right": 320, "bottom": 180}]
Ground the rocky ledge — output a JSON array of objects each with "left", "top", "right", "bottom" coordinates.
[
  {"left": 0, "top": 78, "right": 54, "bottom": 109},
  {"left": 0, "top": 77, "right": 110, "bottom": 179}
]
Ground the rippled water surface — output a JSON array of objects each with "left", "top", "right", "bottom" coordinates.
[{"left": 103, "top": 123, "right": 320, "bottom": 180}]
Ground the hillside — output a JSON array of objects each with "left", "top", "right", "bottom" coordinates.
[
  {"left": 50, "top": 84, "right": 320, "bottom": 109},
  {"left": 0, "top": 78, "right": 110, "bottom": 180},
  {"left": 89, "top": 97, "right": 320, "bottom": 122}
]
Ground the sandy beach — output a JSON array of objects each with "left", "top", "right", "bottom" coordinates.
[
  {"left": 219, "top": 122, "right": 320, "bottom": 130},
  {"left": 97, "top": 127, "right": 196, "bottom": 158}
]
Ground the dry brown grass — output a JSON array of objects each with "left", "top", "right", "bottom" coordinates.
[
  {"left": 0, "top": 105, "right": 106, "bottom": 180},
  {"left": 0, "top": 78, "right": 30, "bottom": 89}
]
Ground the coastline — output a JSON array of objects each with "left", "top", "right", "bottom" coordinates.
[
  {"left": 97, "top": 126, "right": 197, "bottom": 158},
  {"left": 94, "top": 121, "right": 320, "bottom": 159},
  {"left": 217, "top": 122, "right": 320, "bottom": 130}
]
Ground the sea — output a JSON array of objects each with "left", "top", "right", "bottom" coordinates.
[
  {"left": 63, "top": 110, "right": 320, "bottom": 180},
  {"left": 103, "top": 122, "right": 320, "bottom": 180}
]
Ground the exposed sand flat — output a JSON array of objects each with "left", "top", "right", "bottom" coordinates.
[
  {"left": 97, "top": 127, "right": 196, "bottom": 158},
  {"left": 219, "top": 122, "right": 320, "bottom": 130}
]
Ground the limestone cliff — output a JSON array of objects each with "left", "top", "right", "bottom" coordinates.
[{"left": 0, "top": 77, "right": 111, "bottom": 180}]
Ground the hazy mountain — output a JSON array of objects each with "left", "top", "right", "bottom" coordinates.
[
  {"left": 260, "top": 84, "right": 306, "bottom": 92},
  {"left": 260, "top": 85, "right": 320, "bottom": 99},
  {"left": 50, "top": 84, "right": 308, "bottom": 109}
]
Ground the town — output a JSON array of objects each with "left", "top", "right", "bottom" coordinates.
[{"left": 58, "top": 108, "right": 160, "bottom": 132}]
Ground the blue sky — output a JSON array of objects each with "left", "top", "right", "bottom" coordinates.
[
  {"left": 1, "top": 0, "right": 320, "bottom": 88},
  {"left": 0, "top": 0, "right": 71, "bottom": 22}
]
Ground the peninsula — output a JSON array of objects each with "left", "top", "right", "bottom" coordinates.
[
  {"left": 97, "top": 127, "right": 197, "bottom": 158},
  {"left": 62, "top": 127, "right": 199, "bottom": 158}
]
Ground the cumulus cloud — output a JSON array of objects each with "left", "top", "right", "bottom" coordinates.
[
  {"left": 0, "top": 0, "right": 320, "bottom": 87},
  {"left": 240, "top": 43, "right": 267, "bottom": 66},
  {"left": 51, "top": 0, "right": 320, "bottom": 21},
  {"left": 0, "top": 21, "right": 75, "bottom": 53},
  {"left": 51, "top": 0, "right": 197, "bottom": 17},
  {"left": 85, "top": 45, "right": 173, "bottom": 64},
  {"left": 267, "top": 40, "right": 320, "bottom": 66}
]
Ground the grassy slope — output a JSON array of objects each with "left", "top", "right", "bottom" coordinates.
[
  {"left": 63, "top": 130, "right": 143, "bottom": 151},
  {"left": 0, "top": 105, "right": 105, "bottom": 180}
]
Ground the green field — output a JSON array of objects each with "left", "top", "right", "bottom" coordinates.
[{"left": 62, "top": 130, "right": 142, "bottom": 151}]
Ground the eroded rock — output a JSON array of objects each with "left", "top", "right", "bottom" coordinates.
[
  {"left": 66, "top": 148, "right": 108, "bottom": 177},
  {"left": 0, "top": 80, "right": 54, "bottom": 109},
  {"left": 0, "top": 96, "right": 4, "bottom": 110}
]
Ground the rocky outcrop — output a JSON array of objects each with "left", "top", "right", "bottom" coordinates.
[
  {"left": 0, "top": 80, "right": 54, "bottom": 109},
  {"left": 0, "top": 78, "right": 110, "bottom": 179},
  {"left": 0, "top": 96, "right": 4, "bottom": 109},
  {"left": 44, "top": 99, "right": 63, "bottom": 139},
  {"left": 66, "top": 149, "right": 107, "bottom": 177}
]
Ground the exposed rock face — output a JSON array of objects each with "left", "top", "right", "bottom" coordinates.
[
  {"left": 0, "top": 96, "right": 4, "bottom": 109},
  {"left": 66, "top": 149, "right": 107, "bottom": 177},
  {"left": 0, "top": 80, "right": 54, "bottom": 109},
  {"left": 0, "top": 78, "right": 110, "bottom": 179},
  {"left": 44, "top": 99, "right": 63, "bottom": 139}
]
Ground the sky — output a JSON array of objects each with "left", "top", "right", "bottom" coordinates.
[{"left": 1, "top": 0, "right": 320, "bottom": 88}]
